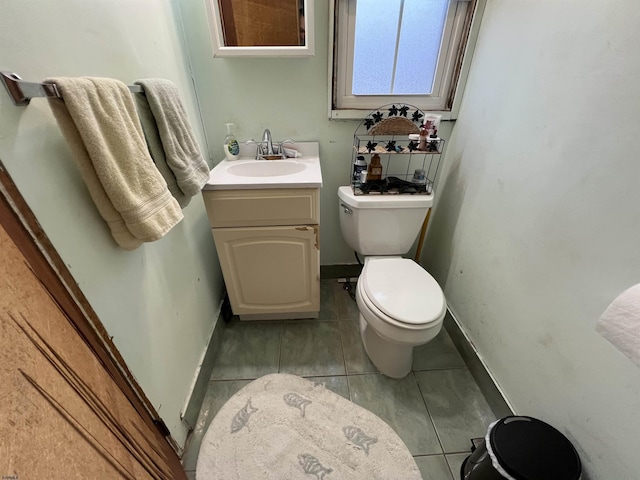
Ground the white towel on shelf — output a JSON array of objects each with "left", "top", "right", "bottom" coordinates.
[
  {"left": 47, "top": 77, "right": 183, "bottom": 250},
  {"left": 134, "top": 79, "right": 209, "bottom": 199},
  {"left": 596, "top": 283, "right": 640, "bottom": 368}
]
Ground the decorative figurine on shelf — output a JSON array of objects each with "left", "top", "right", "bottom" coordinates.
[
  {"left": 427, "top": 127, "right": 440, "bottom": 152},
  {"left": 418, "top": 121, "right": 429, "bottom": 151}
]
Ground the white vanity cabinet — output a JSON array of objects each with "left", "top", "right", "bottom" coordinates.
[{"left": 202, "top": 188, "right": 320, "bottom": 320}]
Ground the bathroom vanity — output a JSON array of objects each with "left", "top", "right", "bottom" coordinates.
[{"left": 202, "top": 142, "right": 322, "bottom": 320}]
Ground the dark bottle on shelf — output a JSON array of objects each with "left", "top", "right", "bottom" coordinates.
[{"left": 367, "top": 154, "right": 383, "bottom": 181}]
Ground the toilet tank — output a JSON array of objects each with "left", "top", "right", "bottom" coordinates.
[{"left": 337, "top": 186, "right": 432, "bottom": 255}]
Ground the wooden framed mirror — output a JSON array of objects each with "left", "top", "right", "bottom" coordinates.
[{"left": 205, "top": 0, "right": 315, "bottom": 57}]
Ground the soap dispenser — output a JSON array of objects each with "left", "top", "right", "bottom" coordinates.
[{"left": 223, "top": 123, "right": 240, "bottom": 160}]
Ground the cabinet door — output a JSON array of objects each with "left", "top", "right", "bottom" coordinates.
[{"left": 213, "top": 225, "right": 320, "bottom": 318}]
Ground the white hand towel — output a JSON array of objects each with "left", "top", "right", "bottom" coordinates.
[
  {"left": 47, "top": 77, "right": 183, "bottom": 249},
  {"left": 134, "top": 79, "right": 210, "bottom": 198},
  {"left": 596, "top": 283, "right": 640, "bottom": 367}
]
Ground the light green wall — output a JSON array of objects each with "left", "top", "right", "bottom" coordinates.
[
  {"left": 177, "top": 0, "right": 453, "bottom": 266},
  {"left": 424, "top": 1, "right": 640, "bottom": 478},
  {"left": 178, "top": 0, "right": 353, "bottom": 265},
  {"left": 0, "top": 0, "right": 224, "bottom": 447}
]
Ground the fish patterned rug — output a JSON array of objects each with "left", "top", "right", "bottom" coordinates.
[{"left": 196, "top": 373, "right": 421, "bottom": 480}]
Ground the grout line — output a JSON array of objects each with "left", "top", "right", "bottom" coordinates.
[
  {"left": 208, "top": 376, "right": 261, "bottom": 382},
  {"left": 343, "top": 371, "right": 378, "bottom": 377},
  {"left": 341, "top": 281, "right": 359, "bottom": 403},
  {"left": 305, "top": 374, "right": 348, "bottom": 379},
  {"left": 412, "top": 365, "right": 467, "bottom": 373},
  {"left": 277, "top": 319, "right": 284, "bottom": 374},
  {"left": 337, "top": 323, "right": 349, "bottom": 377},
  {"left": 413, "top": 370, "right": 448, "bottom": 456},
  {"left": 413, "top": 452, "right": 469, "bottom": 458},
  {"left": 444, "top": 453, "right": 466, "bottom": 480},
  {"left": 331, "top": 281, "right": 350, "bottom": 379}
]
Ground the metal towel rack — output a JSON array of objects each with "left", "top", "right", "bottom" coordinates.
[{"left": 1, "top": 71, "right": 143, "bottom": 106}]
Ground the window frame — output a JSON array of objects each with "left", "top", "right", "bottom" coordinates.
[{"left": 329, "top": 0, "right": 485, "bottom": 120}]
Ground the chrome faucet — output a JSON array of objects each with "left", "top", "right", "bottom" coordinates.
[
  {"left": 247, "top": 129, "right": 295, "bottom": 159},
  {"left": 261, "top": 129, "right": 275, "bottom": 156}
]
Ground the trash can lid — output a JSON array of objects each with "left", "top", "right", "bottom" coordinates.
[{"left": 489, "top": 416, "right": 581, "bottom": 480}]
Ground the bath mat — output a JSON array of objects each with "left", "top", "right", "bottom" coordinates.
[{"left": 196, "top": 373, "right": 421, "bottom": 480}]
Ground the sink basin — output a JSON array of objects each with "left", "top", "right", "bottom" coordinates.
[
  {"left": 227, "top": 161, "right": 307, "bottom": 177},
  {"left": 203, "top": 142, "right": 322, "bottom": 190}
]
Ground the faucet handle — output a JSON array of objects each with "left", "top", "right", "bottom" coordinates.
[
  {"left": 278, "top": 140, "right": 297, "bottom": 158},
  {"left": 245, "top": 139, "right": 262, "bottom": 159}
]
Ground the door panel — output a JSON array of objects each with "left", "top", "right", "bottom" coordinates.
[{"left": 0, "top": 220, "right": 180, "bottom": 478}]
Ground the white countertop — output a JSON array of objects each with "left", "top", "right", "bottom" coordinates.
[{"left": 203, "top": 142, "right": 323, "bottom": 190}]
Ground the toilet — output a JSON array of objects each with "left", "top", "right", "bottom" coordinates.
[{"left": 337, "top": 186, "right": 446, "bottom": 378}]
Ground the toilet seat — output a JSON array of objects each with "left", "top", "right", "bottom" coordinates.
[
  {"left": 358, "top": 284, "right": 427, "bottom": 333},
  {"left": 362, "top": 258, "right": 445, "bottom": 326}
]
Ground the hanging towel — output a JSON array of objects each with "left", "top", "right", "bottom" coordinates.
[
  {"left": 133, "top": 92, "right": 191, "bottom": 208},
  {"left": 46, "top": 77, "right": 183, "bottom": 249},
  {"left": 134, "top": 79, "right": 210, "bottom": 199},
  {"left": 596, "top": 283, "right": 640, "bottom": 368}
]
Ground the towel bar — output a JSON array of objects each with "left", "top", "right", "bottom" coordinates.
[{"left": 1, "top": 71, "right": 144, "bottom": 106}]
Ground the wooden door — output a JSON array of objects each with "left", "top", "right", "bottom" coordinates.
[{"left": 0, "top": 168, "right": 186, "bottom": 479}]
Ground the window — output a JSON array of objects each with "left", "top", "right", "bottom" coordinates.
[{"left": 331, "top": 0, "right": 480, "bottom": 118}]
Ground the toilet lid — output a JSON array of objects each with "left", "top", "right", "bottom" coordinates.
[{"left": 363, "top": 258, "right": 446, "bottom": 325}]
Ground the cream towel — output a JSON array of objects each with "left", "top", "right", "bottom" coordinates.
[
  {"left": 133, "top": 92, "right": 191, "bottom": 208},
  {"left": 134, "top": 79, "right": 209, "bottom": 198},
  {"left": 47, "top": 77, "right": 183, "bottom": 249}
]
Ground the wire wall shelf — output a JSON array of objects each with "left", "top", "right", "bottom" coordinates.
[{"left": 350, "top": 104, "right": 444, "bottom": 196}]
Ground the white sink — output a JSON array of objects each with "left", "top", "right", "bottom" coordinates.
[
  {"left": 204, "top": 142, "right": 322, "bottom": 190},
  {"left": 227, "top": 160, "right": 307, "bottom": 177}
]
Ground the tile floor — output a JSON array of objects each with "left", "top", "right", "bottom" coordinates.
[{"left": 182, "top": 279, "right": 497, "bottom": 479}]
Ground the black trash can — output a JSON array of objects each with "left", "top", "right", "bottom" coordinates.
[{"left": 461, "top": 416, "right": 581, "bottom": 480}]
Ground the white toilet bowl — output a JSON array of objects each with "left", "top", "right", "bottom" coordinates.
[{"left": 355, "top": 257, "right": 446, "bottom": 378}]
